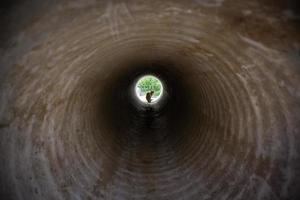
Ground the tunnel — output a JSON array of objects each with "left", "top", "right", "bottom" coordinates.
[{"left": 0, "top": 0, "right": 300, "bottom": 199}]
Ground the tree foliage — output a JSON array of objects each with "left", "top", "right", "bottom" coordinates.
[{"left": 137, "top": 76, "right": 162, "bottom": 97}]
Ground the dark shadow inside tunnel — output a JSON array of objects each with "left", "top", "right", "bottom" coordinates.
[{"left": 93, "top": 60, "right": 200, "bottom": 165}]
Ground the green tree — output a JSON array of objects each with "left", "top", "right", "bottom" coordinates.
[{"left": 137, "top": 76, "right": 162, "bottom": 97}]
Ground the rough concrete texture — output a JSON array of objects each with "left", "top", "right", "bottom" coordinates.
[{"left": 0, "top": 0, "right": 300, "bottom": 199}]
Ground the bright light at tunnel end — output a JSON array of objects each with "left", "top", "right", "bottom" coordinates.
[{"left": 135, "top": 75, "right": 164, "bottom": 104}]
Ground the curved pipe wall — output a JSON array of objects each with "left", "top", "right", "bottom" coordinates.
[{"left": 0, "top": 0, "right": 300, "bottom": 199}]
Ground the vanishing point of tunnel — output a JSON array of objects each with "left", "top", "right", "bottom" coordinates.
[{"left": 0, "top": 0, "right": 300, "bottom": 199}]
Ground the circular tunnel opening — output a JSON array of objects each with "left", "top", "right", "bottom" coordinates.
[{"left": 134, "top": 75, "right": 164, "bottom": 104}]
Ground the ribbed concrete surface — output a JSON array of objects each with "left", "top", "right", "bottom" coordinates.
[{"left": 0, "top": 0, "right": 300, "bottom": 199}]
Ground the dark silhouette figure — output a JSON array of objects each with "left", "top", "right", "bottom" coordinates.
[{"left": 146, "top": 91, "right": 154, "bottom": 103}]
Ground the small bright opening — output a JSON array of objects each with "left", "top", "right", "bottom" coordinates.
[{"left": 135, "top": 75, "right": 163, "bottom": 104}]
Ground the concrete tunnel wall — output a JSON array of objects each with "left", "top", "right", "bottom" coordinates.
[{"left": 0, "top": 0, "right": 300, "bottom": 199}]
